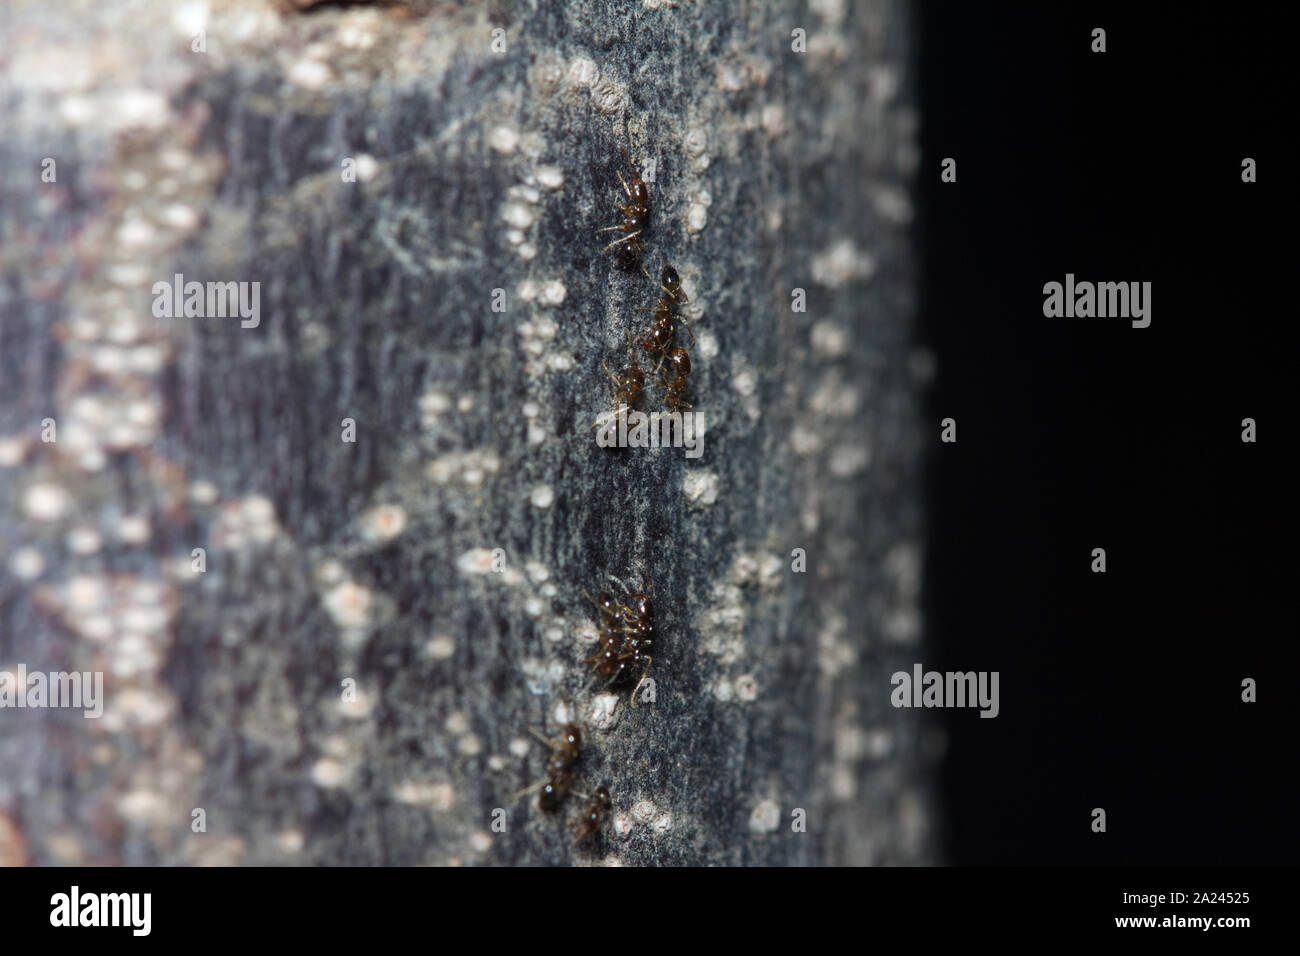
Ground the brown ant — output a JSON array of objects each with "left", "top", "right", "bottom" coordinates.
[
  {"left": 582, "top": 577, "right": 655, "bottom": 705},
  {"left": 592, "top": 354, "right": 645, "bottom": 429},
  {"left": 597, "top": 150, "right": 648, "bottom": 270},
  {"left": 637, "top": 264, "right": 694, "bottom": 372},
  {"left": 606, "top": 574, "right": 656, "bottom": 706},
  {"left": 570, "top": 785, "right": 612, "bottom": 844},
  {"left": 660, "top": 346, "right": 692, "bottom": 413},
  {"left": 583, "top": 588, "right": 627, "bottom": 684},
  {"left": 513, "top": 720, "right": 582, "bottom": 812}
]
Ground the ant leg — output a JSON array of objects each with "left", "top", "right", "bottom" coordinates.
[
  {"left": 511, "top": 779, "right": 547, "bottom": 802},
  {"left": 663, "top": 381, "right": 691, "bottom": 412},
  {"left": 632, "top": 321, "right": 656, "bottom": 346},
  {"left": 584, "top": 587, "right": 619, "bottom": 615},
  {"left": 599, "top": 650, "right": 632, "bottom": 686},
  {"left": 595, "top": 224, "right": 625, "bottom": 234},
  {"left": 679, "top": 320, "right": 696, "bottom": 347},
  {"left": 617, "top": 169, "right": 632, "bottom": 198},
  {"left": 592, "top": 405, "right": 623, "bottom": 430},
  {"left": 602, "top": 229, "right": 642, "bottom": 251},
  {"left": 527, "top": 726, "right": 558, "bottom": 749}
]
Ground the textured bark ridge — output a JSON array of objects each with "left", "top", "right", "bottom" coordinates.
[{"left": 0, "top": 0, "right": 932, "bottom": 865}]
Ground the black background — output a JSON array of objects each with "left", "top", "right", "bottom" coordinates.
[{"left": 920, "top": 0, "right": 1294, "bottom": 864}]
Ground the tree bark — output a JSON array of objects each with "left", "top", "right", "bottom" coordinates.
[{"left": 0, "top": 0, "right": 932, "bottom": 865}]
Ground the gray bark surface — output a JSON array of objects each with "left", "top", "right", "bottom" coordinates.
[{"left": 0, "top": 0, "right": 933, "bottom": 865}]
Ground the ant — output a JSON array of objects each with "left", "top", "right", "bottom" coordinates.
[
  {"left": 608, "top": 574, "right": 657, "bottom": 706},
  {"left": 513, "top": 720, "right": 582, "bottom": 812},
  {"left": 660, "top": 346, "right": 692, "bottom": 413},
  {"left": 638, "top": 264, "right": 694, "bottom": 373},
  {"left": 583, "top": 588, "right": 627, "bottom": 683},
  {"left": 597, "top": 150, "right": 649, "bottom": 270},
  {"left": 582, "top": 577, "right": 655, "bottom": 705},
  {"left": 593, "top": 354, "right": 645, "bottom": 429},
  {"left": 570, "top": 785, "right": 612, "bottom": 844}
]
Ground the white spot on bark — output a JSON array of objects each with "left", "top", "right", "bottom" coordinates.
[
  {"left": 23, "top": 483, "right": 70, "bottom": 522},
  {"left": 749, "top": 799, "right": 780, "bottom": 834},
  {"left": 590, "top": 694, "right": 620, "bottom": 730},
  {"left": 311, "top": 758, "right": 352, "bottom": 789},
  {"left": 456, "top": 549, "right": 496, "bottom": 575},
  {"left": 288, "top": 59, "right": 332, "bottom": 91},
  {"left": 735, "top": 674, "right": 758, "bottom": 701},
  {"left": 502, "top": 202, "right": 536, "bottom": 229},
  {"left": 811, "top": 321, "right": 849, "bottom": 358},
  {"left": 530, "top": 484, "right": 555, "bottom": 509},
  {"left": 67, "top": 527, "right": 102, "bottom": 555},
  {"left": 425, "top": 634, "right": 456, "bottom": 660},
  {"left": 829, "top": 444, "right": 870, "bottom": 477},
  {"left": 539, "top": 280, "right": 567, "bottom": 306},
  {"left": 686, "top": 203, "right": 708, "bottom": 233},
  {"left": 535, "top": 165, "right": 564, "bottom": 189},
  {"left": 489, "top": 126, "right": 519, "bottom": 154},
  {"left": 360, "top": 504, "right": 407, "bottom": 542},
  {"left": 9, "top": 548, "right": 44, "bottom": 580},
  {"left": 811, "top": 239, "right": 876, "bottom": 287},
  {"left": 683, "top": 470, "right": 719, "bottom": 507},
  {"left": 568, "top": 57, "right": 599, "bottom": 89}
]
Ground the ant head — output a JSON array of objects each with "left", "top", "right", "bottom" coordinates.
[
  {"left": 594, "top": 786, "right": 612, "bottom": 808},
  {"left": 669, "top": 348, "right": 691, "bottom": 376},
  {"left": 630, "top": 593, "right": 653, "bottom": 618},
  {"left": 563, "top": 724, "right": 582, "bottom": 749}
]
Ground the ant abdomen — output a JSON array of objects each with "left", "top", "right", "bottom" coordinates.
[{"left": 666, "top": 347, "right": 691, "bottom": 379}]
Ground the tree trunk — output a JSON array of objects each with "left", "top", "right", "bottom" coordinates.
[{"left": 0, "top": 0, "right": 931, "bottom": 865}]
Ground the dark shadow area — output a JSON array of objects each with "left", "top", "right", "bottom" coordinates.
[{"left": 918, "top": 0, "right": 1295, "bottom": 863}]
